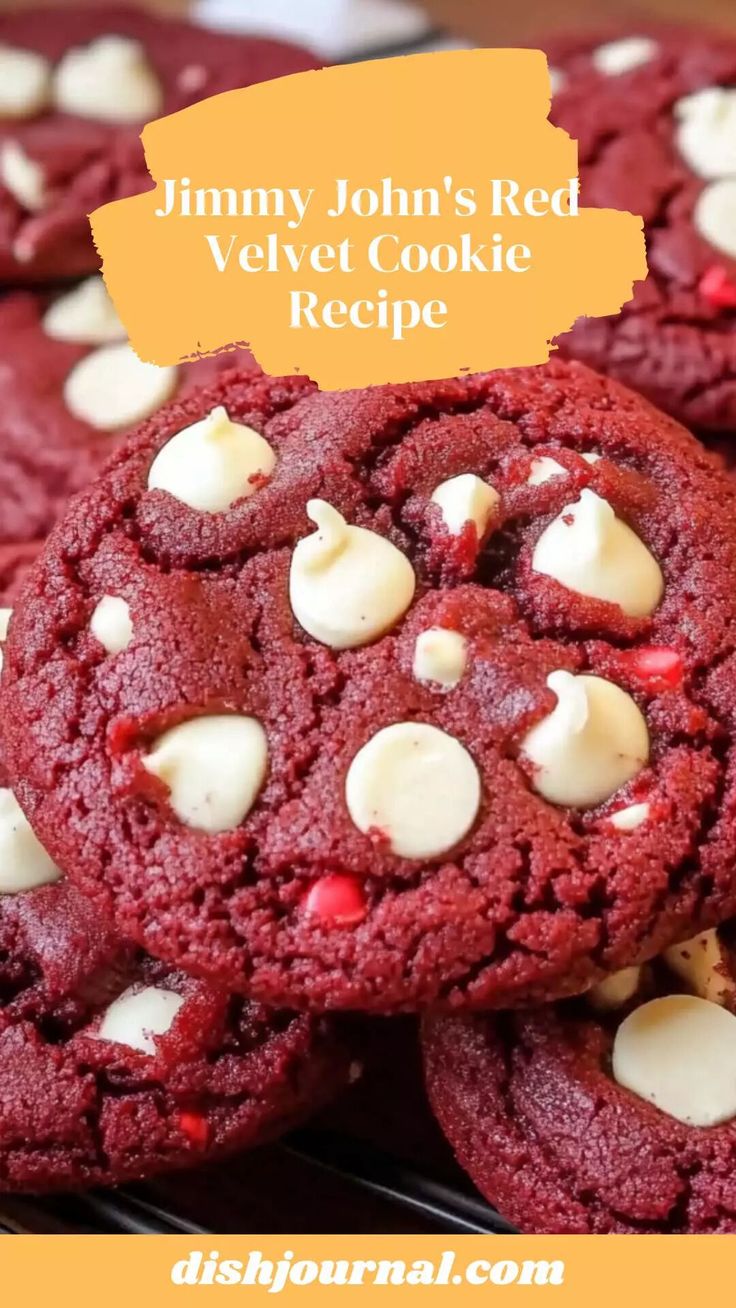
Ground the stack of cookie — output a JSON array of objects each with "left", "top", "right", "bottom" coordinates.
[
  {"left": 421, "top": 26, "right": 736, "bottom": 1234},
  {"left": 3, "top": 10, "right": 736, "bottom": 1232},
  {"left": 0, "top": 7, "right": 363, "bottom": 1193},
  {"left": 5, "top": 348, "right": 736, "bottom": 1216}
]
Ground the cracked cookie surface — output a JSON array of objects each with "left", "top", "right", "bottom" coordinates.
[
  {"left": 0, "top": 901, "right": 353, "bottom": 1192},
  {"left": 4, "top": 361, "right": 736, "bottom": 1012}
]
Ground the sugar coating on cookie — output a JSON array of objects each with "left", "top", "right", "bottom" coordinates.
[
  {"left": 53, "top": 35, "right": 163, "bottom": 123},
  {"left": 290, "top": 499, "right": 416, "bottom": 649},
  {"left": 142, "top": 715, "right": 268, "bottom": 833},
  {"left": 43, "top": 275, "right": 126, "bottom": 346},
  {"left": 64, "top": 343, "right": 178, "bottom": 431},
  {"left": 532, "top": 490, "right": 663, "bottom": 617},
  {"left": 431, "top": 473, "right": 500, "bottom": 537},
  {"left": 0, "top": 788, "right": 61, "bottom": 894},
  {"left": 521, "top": 670, "right": 649, "bottom": 808},
  {"left": 90, "top": 595, "right": 133, "bottom": 655},
  {"left": 95, "top": 984, "right": 184, "bottom": 1054},
  {"left": 148, "top": 406, "right": 275, "bottom": 512},
  {"left": 345, "top": 722, "right": 481, "bottom": 859}
]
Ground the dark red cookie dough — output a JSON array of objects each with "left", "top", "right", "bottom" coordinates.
[
  {"left": 0, "top": 914, "right": 353, "bottom": 1192},
  {"left": 543, "top": 26, "right": 736, "bottom": 433},
  {"left": 422, "top": 944, "right": 736, "bottom": 1234},
  {"left": 0, "top": 7, "right": 321, "bottom": 281},
  {"left": 0, "top": 290, "right": 256, "bottom": 544},
  {"left": 0, "top": 540, "right": 41, "bottom": 606},
  {"left": 6, "top": 360, "right": 736, "bottom": 1013}
]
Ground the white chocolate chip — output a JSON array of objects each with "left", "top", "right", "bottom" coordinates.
[
  {"left": 289, "top": 500, "right": 415, "bottom": 650},
  {"left": 528, "top": 456, "right": 567, "bottom": 486},
  {"left": 147, "top": 405, "right": 275, "bottom": 512},
  {"left": 64, "top": 343, "right": 178, "bottom": 432},
  {"left": 532, "top": 489, "right": 663, "bottom": 617},
  {"left": 613, "top": 994, "right": 736, "bottom": 1126},
  {"left": 142, "top": 715, "right": 268, "bottom": 834},
  {"left": 663, "top": 930, "right": 735, "bottom": 1006},
  {"left": 53, "top": 35, "right": 163, "bottom": 124},
  {"left": 521, "top": 670, "right": 649, "bottom": 809},
  {"left": 96, "top": 985, "right": 184, "bottom": 1055},
  {"left": 675, "top": 87, "right": 736, "bottom": 179},
  {"left": 43, "top": 275, "right": 126, "bottom": 346},
  {"left": 528, "top": 452, "right": 601, "bottom": 486},
  {"left": 0, "top": 140, "right": 45, "bottom": 211},
  {"left": 413, "top": 628, "right": 468, "bottom": 689},
  {"left": 0, "top": 44, "right": 51, "bottom": 118},
  {"left": 591, "top": 36, "right": 657, "bottom": 77},
  {"left": 549, "top": 66, "right": 565, "bottom": 96},
  {"left": 345, "top": 722, "right": 480, "bottom": 859},
  {"left": 90, "top": 595, "right": 133, "bottom": 655},
  {"left": 0, "top": 606, "right": 10, "bottom": 675},
  {"left": 0, "top": 788, "right": 61, "bottom": 894},
  {"left": 431, "top": 473, "right": 500, "bottom": 538},
  {"left": 588, "top": 966, "right": 642, "bottom": 1012},
  {"left": 609, "top": 801, "right": 650, "bottom": 832},
  {"left": 693, "top": 178, "right": 736, "bottom": 260}
]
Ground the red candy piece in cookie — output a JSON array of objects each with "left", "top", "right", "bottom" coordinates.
[
  {"left": 625, "top": 646, "right": 683, "bottom": 690},
  {"left": 178, "top": 1111, "right": 209, "bottom": 1147},
  {"left": 304, "top": 876, "right": 367, "bottom": 926},
  {"left": 699, "top": 266, "right": 736, "bottom": 311}
]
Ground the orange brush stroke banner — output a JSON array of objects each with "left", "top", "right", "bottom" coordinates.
[{"left": 91, "top": 49, "right": 646, "bottom": 390}]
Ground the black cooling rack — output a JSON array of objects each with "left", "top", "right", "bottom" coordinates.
[
  {"left": 0, "top": 1016, "right": 516, "bottom": 1236},
  {"left": 0, "top": 1130, "right": 514, "bottom": 1236}
]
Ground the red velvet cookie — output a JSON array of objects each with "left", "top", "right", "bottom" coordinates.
[
  {"left": 0, "top": 580, "right": 353, "bottom": 1193},
  {"left": 0, "top": 289, "right": 256, "bottom": 544},
  {"left": 0, "top": 7, "right": 320, "bottom": 281},
  {"left": 0, "top": 907, "right": 354, "bottom": 1192},
  {"left": 544, "top": 27, "right": 736, "bottom": 433},
  {"left": 5, "top": 360, "right": 736, "bottom": 1013},
  {"left": 423, "top": 925, "right": 736, "bottom": 1233}
]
